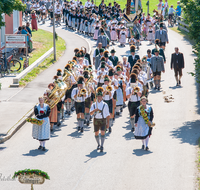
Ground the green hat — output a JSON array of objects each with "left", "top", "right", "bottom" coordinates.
[
  {"left": 108, "top": 70, "right": 114, "bottom": 76},
  {"left": 97, "top": 91, "right": 103, "bottom": 96},
  {"left": 77, "top": 76, "right": 84, "bottom": 84},
  {"left": 116, "top": 66, "right": 122, "bottom": 71},
  {"left": 57, "top": 71, "right": 62, "bottom": 76},
  {"left": 96, "top": 87, "right": 104, "bottom": 96},
  {"left": 160, "top": 23, "right": 163, "bottom": 27},
  {"left": 110, "top": 49, "right": 116, "bottom": 53},
  {"left": 130, "top": 45, "right": 136, "bottom": 53},
  {"left": 100, "top": 48, "right": 104, "bottom": 53},
  {"left": 100, "top": 64, "right": 105, "bottom": 68},
  {"left": 104, "top": 77, "right": 109, "bottom": 81},
  {"left": 154, "top": 49, "right": 159, "bottom": 53}
]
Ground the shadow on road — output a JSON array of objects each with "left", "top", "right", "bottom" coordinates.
[
  {"left": 67, "top": 130, "right": 83, "bottom": 139},
  {"left": 85, "top": 149, "right": 107, "bottom": 163},
  {"left": 170, "top": 120, "right": 200, "bottom": 145},
  {"left": 23, "top": 149, "right": 48, "bottom": 157},
  {"left": 123, "top": 131, "right": 135, "bottom": 141},
  {"left": 0, "top": 147, "right": 6, "bottom": 151},
  {"left": 132, "top": 149, "right": 153, "bottom": 156}
]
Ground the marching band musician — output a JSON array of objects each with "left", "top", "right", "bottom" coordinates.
[
  {"left": 71, "top": 76, "right": 88, "bottom": 132},
  {"left": 90, "top": 87, "right": 110, "bottom": 152},
  {"left": 104, "top": 50, "right": 114, "bottom": 69},
  {"left": 102, "top": 75, "right": 114, "bottom": 132},
  {"left": 126, "top": 73, "right": 142, "bottom": 132},
  {"left": 108, "top": 68, "right": 118, "bottom": 121},
  {"left": 115, "top": 65, "right": 124, "bottom": 115},
  {"left": 64, "top": 64, "right": 76, "bottom": 116},
  {"left": 44, "top": 83, "right": 58, "bottom": 132},
  {"left": 83, "top": 70, "right": 94, "bottom": 126},
  {"left": 96, "top": 62, "right": 108, "bottom": 87}
]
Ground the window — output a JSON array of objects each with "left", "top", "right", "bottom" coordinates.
[
  {"left": 13, "top": 10, "right": 19, "bottom": 33},
  {"left": 0, "top": 14, "right": 5, "bottom": 47}
]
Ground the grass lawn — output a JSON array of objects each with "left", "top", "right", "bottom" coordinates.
[
  {"left": 19, "top": 29, "right": 65, "bottom": 86},
  {"left": 82, "top": 0, "right": 178, "bottom": 15}
]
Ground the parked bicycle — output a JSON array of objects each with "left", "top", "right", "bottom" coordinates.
[{"left": 0, "top": 50, "right": 22, "bottom": 77}]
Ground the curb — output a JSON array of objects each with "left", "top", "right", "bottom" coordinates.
[
  {"left": 0, "top": 111, "right": 34, "bottom": 144},
  {"left": 10, "top": 47, "right": 53, "bottom": 87}
]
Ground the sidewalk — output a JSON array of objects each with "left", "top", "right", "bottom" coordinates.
[{"left": 0, "top": 24, "right": 89, "bottom": 138}]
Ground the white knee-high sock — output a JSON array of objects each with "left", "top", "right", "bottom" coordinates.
[
  {"left": 40, "top": 141, "right": 43, "bottom": 146},
  {"left": 145, "top": 136, "right": 149, "bottom": 147},
  {"left": 116, "top": 106, "right": 120, "bottom": 112},
  {"left": 142, "top": 139, "right": 145, "bottom": 145},
  {"left": 42, "top": 141, "right": 46, "bottom": 147}
]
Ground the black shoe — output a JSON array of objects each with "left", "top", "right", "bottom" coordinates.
[
  {"left": 146, "top": 146, "right": 149, "bottom": 151},
  {"left": 142, "top": 145, "right": 145, "bottom": 150},
  {"left": 68, "top": 111, "right": 71, "bottom": 116},
  {"left": 38, "top": 146, "right": 42, "bottom": 150},
  {"left": 116, "top": 112, "right": 120, "bottom": 116},
  {"left": 154, "top": 87, "right": 157, "bottom": 90},
  {"left": 42, "top": 147, "right": 46, "bottom": 151},
  {"left": 109, "top": 127, "right": 112, "bottom": 133},
  {"left": 157, "top": 87, "right": 160, "bottom": 91},
  {"left": 86, "top": 121, "right": 89, "bottom": 126},
  {"left": 131, "top": 127, "right": 135, "bottom": 132},
  {"left": 84, "top": 120, "right": 86, "bottom": 124},
  {"left": 78, "top": 126, "right": 80, "bottom": 131},
  {"left": 90, "top": 116, "right": 92, "bottom": 121},
  {"left": 100, "top": 146, "right": 103, "bottom": 152},
  {"left": 65, "top": 111, "right": 68, "bottom": 114},
  {"left": 176, "top": 83, "right": 179, "bottom": 86},
  {"left": 179, "top": 80, "right": 181, "bottom": 85},
  {"left": 50, "top": 128, "right": 53, "bottom": 132},
  {"left": 113, "top": 117, "right": 115, "bottom": 121},
  {"left": 57, "top": 122, "right": 61, "bottom": 126},
  {"left": 80, "top": 127, "right": 83, "bottom": 132},
  {"left": 71, "top": 107, "right": 75, "bottom": 111},
  {"left": 120, "top": 108, "right": 123, "bottom": 112},
  {"left": 97, "top": 145, "right": 100, "bottom": 150}
]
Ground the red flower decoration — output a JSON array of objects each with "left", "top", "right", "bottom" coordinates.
[{"left": 40, "top": 110, "right": 44, "bottom": 114}]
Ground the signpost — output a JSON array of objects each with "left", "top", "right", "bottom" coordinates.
[{"left": 5, "top": 34, "right": 28, "bottom": 71}]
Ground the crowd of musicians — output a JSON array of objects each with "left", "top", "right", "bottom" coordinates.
[{"left": 30, "top": 1, "right": 185, "bottom": 153}]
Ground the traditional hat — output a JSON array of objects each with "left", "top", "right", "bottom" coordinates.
[
  {"left": 130, "top": 73, "right": 138, "bottom": 83},
  {"left": 110, "top": 49, "right": 116, "bottom": 53},
  {"left": 74, "top": 48, "right": 79, "bottom": 53},
  {"left": 53, "top": 75, "right": 59, "bottom": 80},
  {"left": 116, "top": 65, "right": 122, "bottom": 71},
  {"left": 154, "top": 49, "right": 159, "bottom": 53},
  {"left": 160, "top": 22, "right": 163, "bottom": 27},
  {"left": 57, "top": 69, "right": 62, "bottom": 76},
  {"left": 155, "top": 39, "right": 160, "bottom": 44},
  {"left": 65, "top": 63, "right": 71, "bottom": 70},
  {"left": 100, "top": 63, "right": 106, "bottom": 68},
  {"left": 104, "top": 75, "right": 110, "bottom": 82},
  {"left": 100, "top": 57, "right": 106, "bottom": 62},
  {"left": 108, "top": 68, "right": 114, "bottom": 76},
  {"left": 103, "top": 50, "right": 109, "bottom": 58},
  {"left": 100, "top": 27, "right": 104, "bottom": 33},
  {"left": 130, "top": 45, "right": 136, "bottom": 52},
  {"left": 140, "top": 96, "right": 147, "bottom": 101},
  {"left": 100, "top": 48, "right": 104, "bottom": 53},
  {"left": 83, "top": 70, "right": 89, "bottom": 79},
  {"left": 132, "top": 68, "right": 139, "bottom": 75},
  {"left": 96, "top": 87, "right": 104, "bottom": 96},
  {"left": 77, "top": 76, "right": 84, "bottom": 85}
]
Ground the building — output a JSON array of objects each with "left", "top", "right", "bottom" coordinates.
[{"left": 0, "top": 11, "right": 23, "bottom": 51}]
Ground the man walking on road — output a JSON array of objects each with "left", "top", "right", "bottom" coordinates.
[
  {"left": 171, "top": 47, "right": 184, "bottom": 86},
  {"left": 155, "top": 23, "right": 169, "bottom": 50},
  {"left": 150, "top": 49, "right": 165, "bottom": 90},
  {"left": 90, "top": 87, "right": 110, "bottom": 152},
  {"left": 128, "top": 45, "right": 140, "bottom": 72}
]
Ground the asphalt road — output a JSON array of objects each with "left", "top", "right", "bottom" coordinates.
[{"left": 0, "top": 21, "right": 199, "bottom": 190}]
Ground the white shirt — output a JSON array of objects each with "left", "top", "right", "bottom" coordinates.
[
  {"left": 102, "top": 84, "right": 114, "bottom": 100},
  {"left": 126, "top": 81, "right": 143, "bottom": 92},
  {"left": 97, "top": 70, "right": 108, "bottom": 83},
  {"left": 85, "top": 1, "right": 91, "bottom": 8},
  {"left": 40, "top": 6, "right": 46, "bottom": 13},
  {"left": 126, "top": 86, "right": 142, "bottom": 102},
  {"left": 71, "top": 87, "right": 88, "bottom": 102},
  {"left": 55, "top": 8, "right": 61, "bottom": 14},
  {"left": 90, "top": 100, "right": 110, "bottom": 119},
  {"left": 83, "top": 59, "right": 89, "bottom": 66}
]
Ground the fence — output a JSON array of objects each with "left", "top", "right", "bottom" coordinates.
[{"left": 177, "top": 17, "right": 189, "bottom": 33}]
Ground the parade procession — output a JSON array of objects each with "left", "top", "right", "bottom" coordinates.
[{"left": 1, "top": 0, "right": 200, "bottom": 189}]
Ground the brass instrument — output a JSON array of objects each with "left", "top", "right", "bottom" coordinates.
[
  {"left": 134, "top": 86, "right": 140, "bottom": 94},
  {"left": 85, "top": 75, "right": 94, "bottom": 94},
  {"left": 105, "top": 85, "right": 112, "bottom": 95},
  {"left": 80, "top": 88, "right": 87, "bottom": 96},
  {"left": 45, "top": 80, "right": 68, "bottom": 109}
]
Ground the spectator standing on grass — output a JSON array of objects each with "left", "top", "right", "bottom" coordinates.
[{"left": 176, "top": 1, "right": 181, "bottom": 17}]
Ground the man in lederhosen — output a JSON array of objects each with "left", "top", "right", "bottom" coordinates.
[
  {"left": 126, "top": 73, "right": 142, "bottom": 132},
  {"left": 90, "top": 87, "right": 110, "bottom": 152},
  {"left": 71, "top": 76, "right": 88, "bottom": 132},
  {"left": 170, "top": 47, "right": 185, "bottom": 86},
  {"left": 109, "top": 49, "right": 118, "bottom": 67}
]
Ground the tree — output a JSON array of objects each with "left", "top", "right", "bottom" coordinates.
[
  {"left": 181, "top": 0, "right": 200, "bottom": 82},
  {"left": 0, "top": 0, "right": 26, "bottom": 28}
]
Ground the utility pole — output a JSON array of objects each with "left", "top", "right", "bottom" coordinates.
[{"left": 52, "top": 0, "right": 56, "bottom": 61}]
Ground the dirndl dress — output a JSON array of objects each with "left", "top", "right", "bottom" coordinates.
[
  {"left": 119, "top": 31, "right": 126, "bottom": 44},
  {"left": 32, "top": 104, "right": 50, "bottom": 141},
  {"left": 134, "top": 105, "right": 152, "bottom": 139},
  {"left": 116, "top": 83, "right": 123, "bottom": 106},
  {"left": 110, "top": 26, "right": 117, "bottom": 41}
]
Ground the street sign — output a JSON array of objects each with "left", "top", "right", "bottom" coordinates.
[
  {"left": 5, "top": 34, "right": 27, "bottom": 48},
  {"left": 18, "top": 174, "right": 45, "bottom": 184},
  {"left": 126, "top": 22, "right": 135, "bottom": 28}
]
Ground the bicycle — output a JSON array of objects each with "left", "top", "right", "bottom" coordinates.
[{"left": 0, "top": 50, "right": 22, "bottom": 77}]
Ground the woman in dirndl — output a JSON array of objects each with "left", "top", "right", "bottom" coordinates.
[
  {"left": 134, "top": 96, "right": 154, "bottom": 151},
  {"left": 31, "top": 10, "right": 38, "bottom": 31},
  {"left": 110, "top": 22, "right": 117, "bottom": 44},
  {"left": 32, "top": 97, "right": 51, "bottom": 151},
  {"left": 93, "top": 20, "right": 100, "bottom": 40}
]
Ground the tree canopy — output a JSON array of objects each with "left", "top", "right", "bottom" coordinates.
[{"left": 0, "top": 0, "right": 26, "bottom": 28}]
